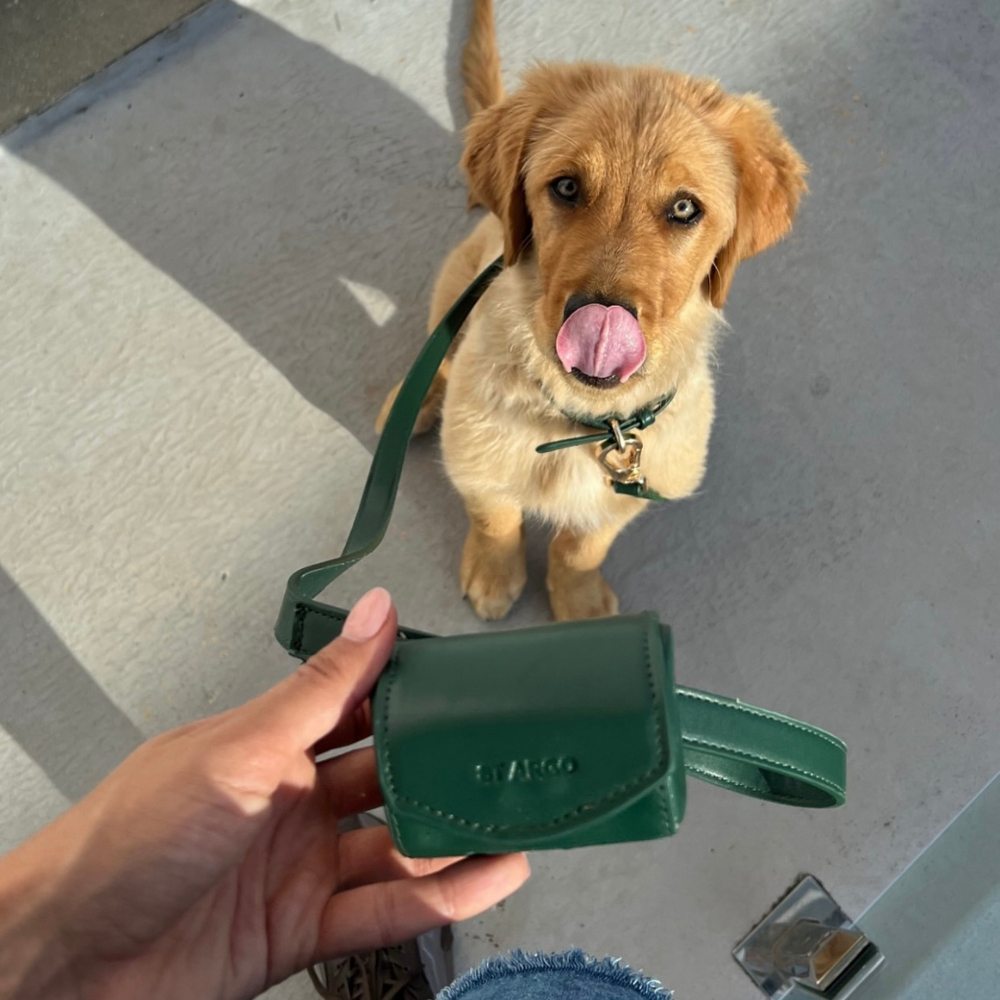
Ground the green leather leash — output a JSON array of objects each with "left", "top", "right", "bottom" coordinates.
[
  {"left": 274, "top": 258, "right": 846, "bottom": 811},
  {"left": 274, "top": 257, "right": 504, "bottom": 653}
]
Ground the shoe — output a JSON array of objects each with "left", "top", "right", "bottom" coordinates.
[
  {"left": 308, "top": 940, "right": 434, "bottom": 1000},
  {"left": 308, "top": 813, "right": 452, "bottom": 999}
]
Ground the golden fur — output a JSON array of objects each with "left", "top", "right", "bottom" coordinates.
[{"left": 377, "top": 0, "right": 807, "bottom": 621}]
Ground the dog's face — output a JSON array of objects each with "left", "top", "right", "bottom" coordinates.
[{"left": 463, "top": 64, "right": 807, "bottom": 415}]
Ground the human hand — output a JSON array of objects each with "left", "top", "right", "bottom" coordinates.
[{"left": 0, "top": 588, "right": 529, "bottom": 1000}]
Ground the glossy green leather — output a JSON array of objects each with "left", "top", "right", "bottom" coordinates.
[
  {"left": 274, "top": 259, "right": 847, "bottom": 857},
  {"left": 374, "top": 614, "right": 685, "bottom": 856}
]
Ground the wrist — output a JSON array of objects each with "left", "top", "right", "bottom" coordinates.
[{"left": 0, "top": 828, "right": 79, "bottom": 999}]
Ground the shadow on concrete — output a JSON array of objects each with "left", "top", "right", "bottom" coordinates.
[
  {"left": 4, "top": 0, "right": 476, "bottom": 450},
  {"left": 0, "top": 566, "right": 144, "bottom": 801}
]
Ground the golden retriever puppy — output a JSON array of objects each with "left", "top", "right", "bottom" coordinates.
[{"left": 378, "top": 0, "right": 807, "bottom": 622}]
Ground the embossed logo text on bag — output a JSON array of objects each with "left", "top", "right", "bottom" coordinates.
[{"left": 475, "top": 757, "right": 579, "bottom": 783}]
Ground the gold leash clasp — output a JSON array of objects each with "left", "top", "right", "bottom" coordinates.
[{"left": 598, "top": 418, "right": 646, "bottom": 487}]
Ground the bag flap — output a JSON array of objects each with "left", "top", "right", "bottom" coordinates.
[{"left": 373, "top": 613, "right": 682, "bottom": 845}]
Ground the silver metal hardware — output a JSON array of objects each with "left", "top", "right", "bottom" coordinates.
[
  {"left": 609, "top": 417, "right": 628, "bottom": 452},
  {"left": 734, "top": 876, "right": 883, "bottom": 999}
]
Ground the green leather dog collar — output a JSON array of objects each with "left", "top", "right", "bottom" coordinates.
[
  {"left": 274, "top": 259, "right": 846, "bottom": 855},
  {"left": 536, "top": 389, "right": 678, "bottom": 503},
  {"left": 535, "top": 390, "right": 676, "bottom": 454}
]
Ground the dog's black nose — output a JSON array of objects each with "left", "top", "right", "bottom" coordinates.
[{"left": 563, "top": 293, "right": 638, "bottom": 323}]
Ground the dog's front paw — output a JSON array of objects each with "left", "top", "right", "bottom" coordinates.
[
  {"left": 547, "top": 567, "right": 619, "bottom": 621},
  {"left": 461, "top": 527, "right": 527, "bottom": 621}
]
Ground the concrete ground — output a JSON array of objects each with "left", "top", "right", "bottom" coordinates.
[
  {"left": 0, "top": 0, "right": 207, "bottom": 134},
  {"left": 1, "top": 1, "right": 998, "bottom": 997}
]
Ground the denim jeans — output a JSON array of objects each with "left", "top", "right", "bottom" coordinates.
[{"left": 438, "top": 950, "right": 672, "bottom": 1000}]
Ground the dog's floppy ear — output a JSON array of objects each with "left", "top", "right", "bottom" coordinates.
[
  {"left": 706, "top": 94, "right": 808, "bottom": 308},
  {"left": 462, "top": 93, "right": 538, "bottom": 265}
]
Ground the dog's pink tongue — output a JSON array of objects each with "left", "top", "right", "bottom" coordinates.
[{"left": 555, "top": 304, "right": 646, "bottom": 381}]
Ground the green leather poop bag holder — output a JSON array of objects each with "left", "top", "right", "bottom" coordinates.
[{"left": 275, "top": 258, "right": 847, "bottom": 858}]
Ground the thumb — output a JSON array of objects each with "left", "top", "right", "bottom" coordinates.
[{"left": 247, "top": 588, "right": 397, "bottom": 752}]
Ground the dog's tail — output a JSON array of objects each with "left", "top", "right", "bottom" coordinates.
[{"left": 462, "top": 0, "right": 504, "bottom": 116}]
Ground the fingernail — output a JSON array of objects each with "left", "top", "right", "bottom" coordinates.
[{"left": 341, "top": 587, "right": 392, "bottom": 643}]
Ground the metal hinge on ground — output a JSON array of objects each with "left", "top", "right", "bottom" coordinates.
[{"left": 734, "top": 876, "right": 883, "bottom": 999}]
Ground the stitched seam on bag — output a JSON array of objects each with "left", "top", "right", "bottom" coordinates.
[
  {"left": 386, "top": 795, "right": 406, "bottom": 846},
  {"left": 305, "top": 606, "right": 347, "bottom": 622},
  {"left": 684, "top": 764, "right": 824, "bottom": 804},
  {"left": 643, "top": 625, "right": 674, "bottom": 834},
  {"left": 291, "top": 604, "right": 308, "bottom": 653},
  {"left": 292, "top": 605, "right": 347, "bottom": 655},
  {"left": 657, "top": 781, "right": 676, "bottom": 835},
  {"left": 683, "top": 736, "right": 844, "bottom": 795},
  {"left": 679, "top": 689, "right": 844, "bottom": 751},
  {"left": 686, "top": 735, "right": 840, "bottom": 790},
  {"left": 643, "top": 622, "right": 669, "bottom": 774},
  {"left": 685, "top": 764, "right": 761, "bottom": 797},
  {"left": 380, "top": 623, "right": 669, "bottom": 834}
]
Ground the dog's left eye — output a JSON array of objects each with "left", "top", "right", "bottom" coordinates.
[
  {"left": 667, "top": 196, "right": 702, "bottom": 225},
  {"left": 550, "top": 177, "right": 581, "bottom": 204}
]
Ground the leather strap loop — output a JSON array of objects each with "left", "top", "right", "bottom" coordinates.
[
  {"left": 273, "top": 259, "right": 846, "bottom": 811},
  {"left": 676, "top": 686, "right": 845, "bottom": 808}
]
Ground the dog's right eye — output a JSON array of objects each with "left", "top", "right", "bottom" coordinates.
[{"left": 550, "top": 177, "right": 581, "bottom": 204}]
